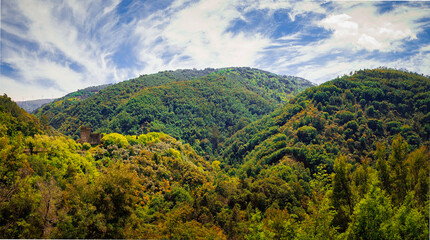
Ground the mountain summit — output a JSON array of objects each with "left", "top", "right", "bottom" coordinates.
[{"left": 34, "top": 67, "right": 313, "bottom": 155}]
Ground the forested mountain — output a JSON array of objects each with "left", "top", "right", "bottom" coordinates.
[
  {"left": 222, "top": 69, "right": 429, "bottom": 173},
  {"left": 34, "top": 67, "right": 313, "bottom": 155},
  {"left": 1, "top": 68, "right": 429, "bottom": 239},
  {"left": 0, "top": 94, "right": 45, "bottom": 136},
  {"left": 1, "top": 94, "right": 224, "bottom": 238},
  {"left": 16, "top": 84, "right": 112, "bottom": 114},
  {"left": 16, "top": 98, "right": 56, "bottom": 113}
]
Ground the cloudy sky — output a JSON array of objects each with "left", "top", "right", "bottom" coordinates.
[{"left": 1, "top": 0, "right": 429, "bottom": 101}]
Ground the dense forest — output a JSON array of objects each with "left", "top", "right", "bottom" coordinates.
[
  {"left": 34, "top": 67, "right": 312, "bottom": 156},
  {"left": 1, "top": 68, "right": 429, "bottom": 239}
]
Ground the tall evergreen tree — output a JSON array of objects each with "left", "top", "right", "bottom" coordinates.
[{"left": 331, "top": 155, "right": 353, "bottom": 232}]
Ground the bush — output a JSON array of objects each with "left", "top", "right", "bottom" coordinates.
[
  {"left": 336, "top": 111, "right": 354, "bottom": 125},
  {"left": 345, "top": 120, "right": 359, "bottom": 132},
  {"left": 386, "top": 121, "right": 401, "bottom": 134},
  {"left": 367, "top": 119, "right": 384, "bottom": 136},
  {"left": 165, "top": 148, "right": 182, "bottom": 159},
  {"left": 313, "top": 91, "right": 329, "bottom": 103},
  {"left": 102, "top": 133, "right": 129, "bottom": 147},
  {"left": 297, "top": 126, "right": 318, "bottom": 144},
  {"left": 366, "top": 106, "right": 377, "bottom": 117},
  {"left": 82, "top": 142, "right": 91, "bottom": 150}
]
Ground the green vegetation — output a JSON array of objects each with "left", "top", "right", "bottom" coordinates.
[
  {"left": 34, "top": 68, "right": 313, "bottom": 156},
  {"left": 223, "top": 68, "right": 429, "bottom": 172},
  {"left": 0, "top": 94, "right": 44, "bottom": 137},
  {"left": 1, "top": 68, "right": 429, "bottom": 239}
]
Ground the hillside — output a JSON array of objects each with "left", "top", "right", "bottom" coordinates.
[
  {"left": 0, "top": 98, "right": 222, "bottom": 238},
  {"left": 222, "top": 69, "right": 430, "bottom": 173},
  {"left": 16, "top": 84, "right": 112, "bottom": 114},
  {"left": 33, "top": 69, "right": 219, "bottom": 127},
  {"left": 1, "top": 69, "right": 429, "bottom": 239},
  {"left": 34, "top": 67, "right": 313, "bottom": 155},
  {"left": 0, "top": 94, "right": 45, "bottom": 137}
]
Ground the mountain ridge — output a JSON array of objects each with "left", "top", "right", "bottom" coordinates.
[
  {"left": 221, "top": 68, "right": 430, "bottom": 174},
  {"left": 34, "top": 67, "right": 314, "bottom": 156}
]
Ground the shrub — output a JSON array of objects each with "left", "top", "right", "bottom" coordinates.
[
  {"left": 82, "top": 142, "right": 91, "bottom": 150},
  {"left": 102, "top": 133, "right": 129, "bottom": 147},
  {"left": 336, "top": 111, "right": 354, "bottom": 125},
  {"left": 297, "top": 126, "right": 318, "bottom": 144},
  {"left": 386, "top": 121, "right": 401, "bottom": 134},
  {"left": 345, "top": 120, "right": 359, "bottom": 132}
]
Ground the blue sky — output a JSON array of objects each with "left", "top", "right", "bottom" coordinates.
[{"left": 1, "top": 0, "right": 429, "bottom": 100}]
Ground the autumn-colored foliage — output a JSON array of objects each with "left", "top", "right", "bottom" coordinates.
[{"left": 1, "top": 68, "right": 429, "bottom": 238}]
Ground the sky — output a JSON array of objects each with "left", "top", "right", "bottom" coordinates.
[{"left": 1, "top": 0, "right": 430, "bottom": 101}]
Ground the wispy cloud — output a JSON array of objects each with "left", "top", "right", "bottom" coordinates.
[
  {"left": 131, "top": 0, "right": 272, "bottom": 73},
  {"left": 1, "top": 0, "right": 429, "bottom": 100},
  {"left": 257, "top": 1, "right": 430, "bottom": 83},
  {"left": 1, "top": 0, "right": 131, "bottom": 100}
]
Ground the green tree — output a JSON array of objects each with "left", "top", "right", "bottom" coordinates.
[
  {"left": 345, "top": 183, "right": 392, "bottom": 240},
  {"left": 297, "top": 126, "right": 317, "bottom": 144},
  {"left": 388, "top": 135, "right": 408, "bottom": 205},
  {"left": 383, "top": 193, "right": 429, "bottom": 240},
  {"left": 102, "top": 133, "right": 129, "bottom": 148},
  {"left": 297, "top": 165, "right": 338, "bottom": 240},
  {"left": 245, "top": 210, "right": 275, "bottom": 240},
  {"left": 331, "top": 155, "right": 353, "bottom": 232},
  {"left": 375, "top": 142, "right": 390, "bottom": 193},
  {"left": 405, "top": 146, "right": 429, "bottom": 206}
]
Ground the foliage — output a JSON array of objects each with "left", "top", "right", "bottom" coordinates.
[
  {"left": 297, "top": 126, "right": 317, "bottom": 144},
  {"left": 102, "top": 133, "right": 129, "bottom": 147},
  {"left": 0, "top": 94, "right": 44, "bottom": 137},
  {"left": 34, "top": 68, "right": 313, "bottom": 155},
  {"left": 1, "top": 68, "right": 429, "bottom": 239},
  {"left": 223, "top": 69, "right": 430, "bottom": 172}
]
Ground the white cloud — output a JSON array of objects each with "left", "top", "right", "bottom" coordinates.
[
  {"left": 357, "top": 34, "right": 384, "bottom": 51},
  {"left": 1, "top": 0, "right": 429, "bottom": 100},
  {"left": 1, "top": 0, "right": 132, "bottom": 100},
  {"left": 1, "top": 75, "right": 66, "bottom": 101},
  {"left": 133, "top": 0, "right": 271, "bottom": 73},
  {"left": 261, "top": 1, "right": 430, "bottom": 83},
  {"left": 295, "top": 57, "right": 384, "bottom": 84},
  {"left": 255, "top": 0, "right": 326, "bottom": 21},
  {"left": 420, "top": 44, "right": 430, "bottom": 52},
  {"left": 391, "top": 52, "right": 430, "bottom": 76},
  {"left": 320, "top": 14, "right": 358, "bottom": 36},
  {"left": 318, "top": 3, "right": 423, "bottom": 52}
]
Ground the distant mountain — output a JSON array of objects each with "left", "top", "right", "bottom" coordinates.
[
  {"left": 59, "top": 83, "right": 112, "bottom": 101},
  {"left": 34, "top": 67, "right": 314, "bottom": 155},
  {"left": 222, "top": 68, "right": 430, "bottom": 174},
  {"left": 16, "top": 84, "right": 113, "bottom": 114},
  {"left": 16, "top": 98, "right": 55, "bottom": 113}
]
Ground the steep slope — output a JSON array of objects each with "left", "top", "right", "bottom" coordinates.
[
  {"left": 0, "top": 101, "right": 222, "bottom": 238},
  {"left": 222, "top": 68, "right": 430, "bottom": 174},
  {"left": 0, "top": 94, "right": 45, "bottom": 137},
  {"left": 35, "top": 68, "right": 313, "bottom": 154},
  {"left": 1, "top": 70, "right": 428, "bottom": 239},
  {"left": 33, "top": 69, "right": 219, "bottom": 129}
]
